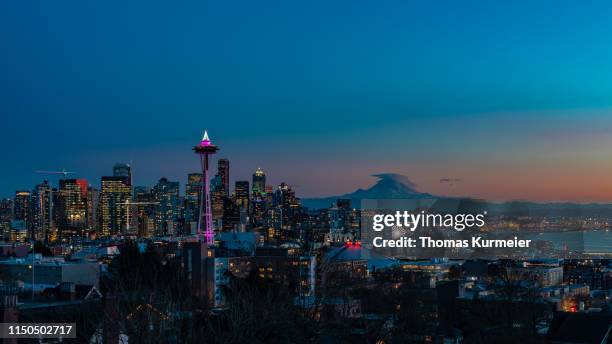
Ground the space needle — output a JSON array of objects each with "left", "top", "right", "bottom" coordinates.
[{"left": 193, "top": 130, "right": 219, "bottom": 244}]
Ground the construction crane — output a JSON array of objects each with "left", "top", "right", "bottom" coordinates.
[
  {"left": 36, "top": 168, "right": 75, "bottom": 179},
  {"left": 123, "top": 200, "right": 159, "bottom": 232}
]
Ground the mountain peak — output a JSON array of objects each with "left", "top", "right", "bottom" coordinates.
[
  {"left": 370, "top": 173, "right": 417, "bottom": 188},
  {"left": 302, "top": 173, "right": 434, "bottom": 209},
  {"left": 347, "top": 173, "right": 423, "bottom": 199}
]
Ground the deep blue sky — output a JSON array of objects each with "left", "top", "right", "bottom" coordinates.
[{"left": 3, "top": 1, "right": 612, "bottom": 201}]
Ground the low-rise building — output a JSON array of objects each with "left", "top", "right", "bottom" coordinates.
[{"left": 0, "top": 255, "right": 100, "bottom": 292}]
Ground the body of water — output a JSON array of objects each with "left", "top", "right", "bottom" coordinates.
[{"left": 527, "top": 230, "right": 612, "bottom": 254}]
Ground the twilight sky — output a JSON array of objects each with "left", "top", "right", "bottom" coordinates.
[{"left": 3, "top": 1, "right": 612, "bottom": 202}]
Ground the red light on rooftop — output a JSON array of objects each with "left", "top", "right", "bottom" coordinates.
[{"left": 345, "top": 240, "right": 361, "bottom": 247}]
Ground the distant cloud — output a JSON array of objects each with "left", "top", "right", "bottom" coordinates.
[
  {"left": 371, "top": 173, "right": 418, "bottom": 189},
  {"left": 440, "top": 178, "right": 461, "bottom": 186}
]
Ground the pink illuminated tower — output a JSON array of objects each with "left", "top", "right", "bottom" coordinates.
[{"left": 193, "top": 130, "right": 219, "bottom": 244}]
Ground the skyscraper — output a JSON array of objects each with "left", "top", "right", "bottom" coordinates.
[
  {"left": 185, "top": 173, "right": 203, "bottom": 234},
  {"left": 234, "top": 181, "right": 250, "bottom": 210},
  {"left": 31, "top": 180, "right": 53, "bottom": 243},
  {"left": 0, "top": 199, "right": 12, "bottom": 242},
  {"left": 211, "top": 174, "right": 225, "bottom": 221},
  {"left": 11, "top": 192, "right": 29, "bottom": 243},
  {"left": 250, "top": 169, "right": 267, "bottom": 227},
  {"left": 193, "top": 131, "right": 220, "bottom": 244},
  {"left": 100, "top": 176, "right": 132, "bottom": 237},
  {"left": 186, "top": 173, "right": 203, "bottom": 199},
  {"left": 251, "top": 196, "right": 267, "bottom": 227},
  {"left": 152, "top": 177, "right": 181, "bottom": 236},
  {"left": 222, "top": 197, "right": 240, "bottom": 232},
  {"left": 13, "top": 191, "right": 31, "bottom": 230},
  {"left": 86, "top": 186, "right": 99, "bottom": 236},
  {"left": 252, "top": 168, "right": 266, "bottom": 195},
  {"left": 113, "top": 163, "right": 132, "bottom": 186},
  {"left": 217, "top": 158, "right": 229, "bottom": 198},
  {"left": 270, "top": 182, "right": 302, "bottom": 241},
  {"left": 133, "top": 186, "right": 155, "bottom": 238},
  {"left": 56, "top": 179, "right": 88, "bottom": 240}
]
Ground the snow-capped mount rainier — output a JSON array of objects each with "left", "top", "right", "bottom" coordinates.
[
  {"left": 302, "top": 174, "right": 612, "bottom": 217},
  {"left": 302, "top": 173, "right": 436, "bottom": 210}
]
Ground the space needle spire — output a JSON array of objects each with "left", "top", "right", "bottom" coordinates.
[{"left": 193, "top": 130, "right": 219, "bottom": 244}]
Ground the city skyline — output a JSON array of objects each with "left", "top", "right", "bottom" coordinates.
[
  {"left": 6, "top": 117, "right": 612, "bottom": 204},
  {"left": 2, "top": 3, "right": 612, "bottom": 342},
  {"left": 4, "top": 1, "right": 612, "bottom": 202}
]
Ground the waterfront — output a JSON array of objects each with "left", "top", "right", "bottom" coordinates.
[{"left": 528, "top": 230, "right": 612, "bottom": 254}]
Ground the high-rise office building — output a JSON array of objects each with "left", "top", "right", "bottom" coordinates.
[
  {"left": 133, "top": 186, "right": 155, "bottom": 238},
  {"left": 222, "top": 198, "right": 240, "bottom": 232},
  {"left": 217, "top": 158, "right": 230, "bottom": 198},
  {"left": 152, "top": 178, "right": 181, "bottom": 236},
  {"left": 270, "top": 182, "right": 302, "bottom": 241},
  {"left": 185, "top": 173, "right": 203, "bottom": 234},
  {"left": 86, "top": 186, "right": 99, "bottom": 235},
  {"left": 252, "top": 168, "right": 266, "bottom": 195},
  {"left": 333, "top": 199, "right": 360, "bottom": 232},
  {"left": 234, "top": 181, "right": 250, "bottom": 210},
  {"left": 275, "top": 182, "right": 300, "bottom": 210},
  {"left": 0, "top": 199, "right": 12, "bottom": 242},
  {"left": 251, "top": 196, "right": 267, "bottom": 227},
  {"left": 13, "top": 191, "right": 31, "bottom": 229},
  {"left": 329, "top": 199, "right": 352, "bottom": 230},
  {"left": 100, "top": 176, "right": 132, "bottom": 237},
  {"left": 31, "top": 180, "right": 53, "bottom": 243},
  {"left": 56, "top": 179, "right": 88, "bottom": 240},
  {"left": 250, "top": 169, "right": 266, "bottom": 229},
  {"left": 186, "top": 173, "right": 203, "bottom": 199},
  {"left": 113, "top": 163, "right": 132, "bottom": 186},
  {"left": 265, "top": 207, "right": 282, "bottom": 242},
  {"left": 211, "top": 174, "right": 225, "bottom": 221}
]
